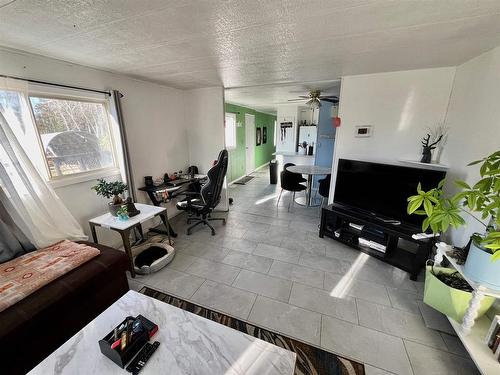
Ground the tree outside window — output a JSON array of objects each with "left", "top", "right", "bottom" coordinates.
[{"left": 29, "top": 97, "right": 116, "bottom": 178}]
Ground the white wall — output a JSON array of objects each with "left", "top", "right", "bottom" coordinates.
[
  {"left": 331, "top": 61, "right": 500, "bottom": 248},
  {"left": 334, "top": 67, "right": 456, "bottom": 164},
  {"left": 185, "top": 87, "right": 228, "bottom": 211},
  {"left": 0, "top": 47, "right": 189, "bottom": 246},
  {"left": 330, "top": 67, "right": 456, "bottom": 200},
  {"left": 444, "top": 46, "right": 500, "bottom": 246}
]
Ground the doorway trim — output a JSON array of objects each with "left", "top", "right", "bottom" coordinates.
[{"left": 245, "top": 113, "right": 255, "bottom": 175}]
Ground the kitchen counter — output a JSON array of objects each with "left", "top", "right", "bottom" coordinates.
[
  {"left": 273, "top": 151, "right": 315, "bottom": 167},
  {"left": 273, "top": 151, "right": 314, "bottom": 157}
]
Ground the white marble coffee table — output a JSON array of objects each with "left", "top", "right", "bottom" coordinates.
[{"left": 29, "top": 290, "right": 296, "bottom": 375}]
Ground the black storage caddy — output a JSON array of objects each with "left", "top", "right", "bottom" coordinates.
[{"left": 99, "top": 317, "right": 149, "bottom": 368}]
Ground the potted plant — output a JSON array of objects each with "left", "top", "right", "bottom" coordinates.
[
  {"left": 407, "top": 150, "right": 500, "bottom": 289},
  {"left": 116, "top": 205, "right": 129, "bottom": 221},
  {"left": 92, "top": 179, "right": 128, "bottom": 216}
]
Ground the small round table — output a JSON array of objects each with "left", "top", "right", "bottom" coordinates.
[{"left": 286, "top": 165, "right": 331, "bottom": 207}]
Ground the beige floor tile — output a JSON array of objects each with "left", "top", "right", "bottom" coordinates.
[
  {"left": 185, "top": 258, "right": 240, "bottom": 285},
  {"left": 298, "top": 253, "right": 353, "bottom": 274},
  {"left": 221, "top": 250, "right": 273, "bottom": 273},
  {"left": 249, "top": 296, "right": 321, "bottom": 345},
  {"left": 321, "top": 315, "right": 413, "bottom": 375},
  {"left": 324, "top": 272, "right": 391, "bottom": 306},
  {"left": 268, "top": 260, "right": 324, "bottom": 288},
  {"left": 253, "top": 243, "right": 301, "bottom": 263},
  {"left": 357, "top": 299, "right": 447, "bottom": 350},
  {"left": 364, "top": 365, "right": 396, "bottom": 375},
  {"left": 232, "top": 269, "right": 292, "bottom": 302},
  {"left": 386, "top": 287, "right": 421, "bottom": 313},
  {"left": 220, "top": 236, "right": 258, "bottom": 253},
  {"left": 290, "top": 282, "right": 358, "bottom": 323},
  {"left": 191, "top": 280, "right": 257, "bottom": 320},
  {"left": 142, "top": 268, "right": 205, "bottom": 299},
  {"left": 404, "top": 340, "right": 479, "bottom": 375},
  {"left": 166, "top": 252, "right": 197, "bottom": 272},
  {"left": 179, "top": 243, "right": 230, "bottom": 262}
]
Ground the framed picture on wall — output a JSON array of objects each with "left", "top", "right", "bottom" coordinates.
[
  {"left": 256, "top": 127, "right": 262, "bottom": 146},
  {"left": 263, "top": 127, "right": 267, "bottom": 144}
]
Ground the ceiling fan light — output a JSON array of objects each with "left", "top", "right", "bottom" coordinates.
[{"left": 308, "top": 99, "right": 320, "bottom": 109}]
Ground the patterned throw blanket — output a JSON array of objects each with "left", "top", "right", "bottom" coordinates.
[{"left": 0, "top": 240, "right": 100, "bottom": 312}]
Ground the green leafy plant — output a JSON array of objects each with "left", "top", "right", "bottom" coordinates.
[
  {"left": 407, "top": 150, "right": 500, "bottom": 261},
  {"left": 91, "top": 179, "right": 128, "bottom": 205},
  {"left": 116, "top": 205, "right": 128, "bottom": 217}
]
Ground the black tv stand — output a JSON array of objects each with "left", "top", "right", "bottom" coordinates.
[{"left": 319, "top": 204, "right": 433, "bottom": 280}]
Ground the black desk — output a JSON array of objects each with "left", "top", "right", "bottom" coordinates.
[{"left": 138, "top": 175, "right": 207, "bottom": 237}]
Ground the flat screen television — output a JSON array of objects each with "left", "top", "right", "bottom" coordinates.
[{"left": 334, "top": 159, "right": 446, "bottom": 227}]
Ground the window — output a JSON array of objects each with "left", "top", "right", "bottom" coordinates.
[
  {"left": 29, "top": 96, "right": 116, "bottom": 179},
  {"left": 273, "top": 119, "right": 277, "bottom": 147},
  {"left": 225, "top": 112, "right": 237, "bottom": 149}
]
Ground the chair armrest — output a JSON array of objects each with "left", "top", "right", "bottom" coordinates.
[{"left": 180, "top": 191, "right": 202, "bottom": 206}]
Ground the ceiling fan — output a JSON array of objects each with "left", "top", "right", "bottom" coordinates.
[{"left": 288, "top": 90, "right": 338, "bottom": 109}]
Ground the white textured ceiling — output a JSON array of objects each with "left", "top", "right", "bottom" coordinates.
[
  {"left": 1, "top": 1, "right": 500, "bottom": 89},
  {"left": 225, "top": 80, "right": 340, "bottom": 114}
]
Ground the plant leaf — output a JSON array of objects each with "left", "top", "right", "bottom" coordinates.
[
  {"left": 423, "top": 199, "right": 433, "bottom": 216},
  {"left": 455, "top": 180, "right": 471, "bottom": 190},
  {"left": 491, "top": 250, "right": 500, "bottom": 262},
  {"left": 407, "top": 196, "right": 424, "bottom": 214}
]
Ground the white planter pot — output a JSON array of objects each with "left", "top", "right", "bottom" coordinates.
[{"left": 464, "top": 241, "right": 500, "bottom": 290}]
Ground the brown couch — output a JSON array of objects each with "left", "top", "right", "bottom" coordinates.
[{"left": 0, "top": 241, "right": 129, "bottom": 374}]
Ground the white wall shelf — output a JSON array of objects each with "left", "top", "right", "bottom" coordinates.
[
  {"left": 434, "top": 244, "right": 500, "bottom": 374},
  {"left": 399, "top": 159, "right": 449, "bottom": 171},
  {"left": 447, "top": 316, "right": 499, "bottom": 375}
]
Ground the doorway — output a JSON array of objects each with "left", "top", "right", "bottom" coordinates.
[{"left": 245, "top": 113, "right": 255, "bottom": 175}]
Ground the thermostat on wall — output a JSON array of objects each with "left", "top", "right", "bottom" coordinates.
[{"left": 355, "top": 125, "right": 373, "bottom": 137}]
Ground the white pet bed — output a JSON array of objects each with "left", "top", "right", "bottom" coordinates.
[{"left": 132, "top": 236, "right": 175, "bottom": 275}]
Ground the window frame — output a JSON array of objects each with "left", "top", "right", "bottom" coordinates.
[
  {"left": 224, "top": 112, "right": 237, "bottom": 150},
  {"left": 27, "top": 90, "right": 121, "bottom": 186},
  {"left": 273, "top": 119, "right": 277, "bottom": 147}
]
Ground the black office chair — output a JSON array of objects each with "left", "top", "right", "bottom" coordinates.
[
  {"left": 318, "top": 174, "right": 331, "bottom": 206},
  {"left": 277, "top": 163, "right": 307, "bottom": 211},
  {"left": 176, "top": 150, "right": 228, "bottom": 235}
]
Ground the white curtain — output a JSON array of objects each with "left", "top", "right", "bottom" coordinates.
[{"left": 0, "top": 78, "right": 87, "bottom": 247}]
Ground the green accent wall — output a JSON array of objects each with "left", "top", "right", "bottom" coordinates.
[{"left": 225, "top": 103, "right": 276, "bottom": 183}]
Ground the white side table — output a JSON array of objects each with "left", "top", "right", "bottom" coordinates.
[{"left": 89, "top": 203, "right": 172, "bottom": 277}]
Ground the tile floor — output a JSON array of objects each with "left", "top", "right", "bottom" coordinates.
[{"left": 128, "top": 169, "right": 477, "bottom": 375}]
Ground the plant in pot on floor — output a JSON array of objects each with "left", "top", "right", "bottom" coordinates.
[
  {"left": 92, "top": 179, "right": 129, "bottom": 216},
  {"left": 407, "top": 150, "right": 500, "bottom": 290}
]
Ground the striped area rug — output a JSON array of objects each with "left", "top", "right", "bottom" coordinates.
[{"left": 140, "top": 286, "right": 364, "bottom": 375}]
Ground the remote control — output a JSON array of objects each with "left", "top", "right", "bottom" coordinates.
[
  {"left": 412, "top": 232, "right": 439, "bottom": 240},
  {"left": 126, "top": 341, "right": 160, "bottom": 374}
]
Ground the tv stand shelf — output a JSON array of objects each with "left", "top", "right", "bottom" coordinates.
[{"left": 320, "top": 204, "right": 433, "bottom": 280}]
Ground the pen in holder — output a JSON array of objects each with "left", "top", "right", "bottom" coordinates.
[{"left": 99, "top": 316, "right": 149, "bottom": 368}]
